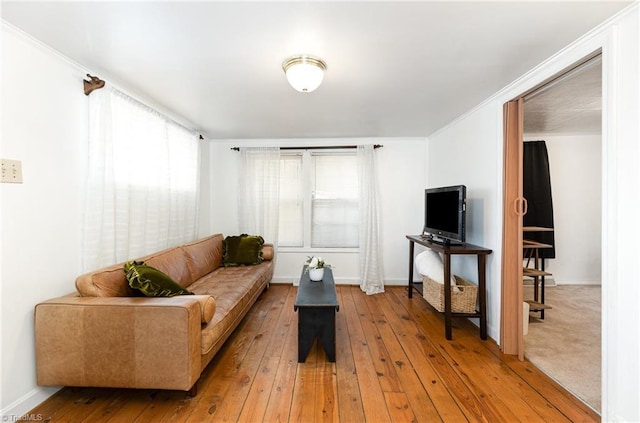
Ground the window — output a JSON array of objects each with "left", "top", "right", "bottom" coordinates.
[
  {"left": 278, "top": 151, "right": 358, "bottom": 248},
  {"left": 84, "top": 87, "right": 199, "bottom": 270},
  {"left": 311, "top": 154, "right": 359, "bottom": 247},
  {"left": 110, "top": 92, "right": 198, "bottom": 191}
]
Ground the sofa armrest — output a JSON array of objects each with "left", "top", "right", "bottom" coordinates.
[{"left": 35, "top": 295, "right": 203, "bottom": 391}]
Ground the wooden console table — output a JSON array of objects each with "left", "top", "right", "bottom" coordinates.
[{"left": 407, "top": 235, "right": 492, "bottom": 340}]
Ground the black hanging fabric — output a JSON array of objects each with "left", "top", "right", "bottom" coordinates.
[{"left": 523, "top": 140, "right": 556, "bottom": 259}]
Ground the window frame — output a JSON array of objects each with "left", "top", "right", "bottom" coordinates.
[{"left": 277, "top": 149, "right": 359, "bottom": 253}]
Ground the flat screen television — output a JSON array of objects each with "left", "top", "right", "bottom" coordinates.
[{"left": 423, "top": 185, "right": 466, "bottom": 245}]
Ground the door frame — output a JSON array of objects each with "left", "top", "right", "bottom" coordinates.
[{"left": 500, "top": 52, "right": 604, "bottom": 361}]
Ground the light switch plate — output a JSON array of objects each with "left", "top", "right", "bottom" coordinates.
[{"left": 1, "top": 159, "right": 23, "bottom": 183}]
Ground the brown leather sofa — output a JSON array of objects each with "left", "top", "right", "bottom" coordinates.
[{"left": 34, "top": 233, "right": 274, "bottom": 394}]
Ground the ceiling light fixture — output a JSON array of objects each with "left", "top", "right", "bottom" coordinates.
[{"left": 282, "top": 55, "right": 327, "bottom": 93}]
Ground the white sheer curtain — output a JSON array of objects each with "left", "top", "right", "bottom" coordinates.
[
  {"left": 358, "top": 145, "right": 385, "bottom": 295},
  {"left": 83, "top": 87, "right": 200, "bottom": 270},
  {"left": 238, "top": 147, "right": 281, "bottom": 246}
]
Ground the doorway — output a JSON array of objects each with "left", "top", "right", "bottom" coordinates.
[{"left": 501, "top": 53, "right": 603, "bottom": 411}]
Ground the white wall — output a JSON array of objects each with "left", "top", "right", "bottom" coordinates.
[
  {"left": 427, "top": 5, "right": 638, "bottom": 421},
  {"left": 0, "top": 24, "right": 211, "bottom": 418},
  {"left": 605, "top": 7, "right": 640, "bottom": 420},
  {"left": 427, "top": 99, "right": 502, "bottom": 338},
  {"left": 524, "top": 135, "right": 602, "bottom": 285},
  {"left": 1, "top": 25, "right": 87, "bottom": 417},
  {"left": 205, "top": 138, "right": 427, "bottom": 286}
]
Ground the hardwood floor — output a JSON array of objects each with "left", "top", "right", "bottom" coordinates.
[{"left": 28, "top": 285, "right": 599, "bottom": 422}]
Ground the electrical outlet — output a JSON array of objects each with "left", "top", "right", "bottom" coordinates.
[{"left": 1, "top": 159, "right": 23, "bottom": 183}]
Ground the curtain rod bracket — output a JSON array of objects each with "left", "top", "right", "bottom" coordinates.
[{"left": 84, "top": 74, "right": 105, "bottom": 96}]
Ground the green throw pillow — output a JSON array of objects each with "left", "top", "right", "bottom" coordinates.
[
  {"left": 222, "top": 234, "right": 265, "bottom": 267},
  {"left": 124, "top": 260, "right": 193, "bottom": 297}
]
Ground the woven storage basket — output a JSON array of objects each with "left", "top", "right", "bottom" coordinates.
[{"left": 423, "top": 275, "right": 478, "bottom": 314}]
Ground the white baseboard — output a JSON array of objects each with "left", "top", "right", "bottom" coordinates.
[
  {"left": 271, "top": 277, "right": 408, "bottom": 287},
  {"left": 1, "top": 386, "right": 60, "bottom": 421},
  {"left": 553, "top": 280, "right": 601, "bottom": 286},
  {"left": 523, "top": 277, "right": 602, "bottom": 286}
]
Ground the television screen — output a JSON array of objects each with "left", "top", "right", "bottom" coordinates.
[{"left": 423, "top": 185, "right": 466, "bottom": 244}]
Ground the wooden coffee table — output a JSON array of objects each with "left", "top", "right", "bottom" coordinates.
[{"left": 294, "top": 266, "right": 339, "bottom": 362}]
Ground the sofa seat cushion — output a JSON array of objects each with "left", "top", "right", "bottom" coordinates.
[{"left": 189, "top": 261, "right": 273, "bottom": 354}]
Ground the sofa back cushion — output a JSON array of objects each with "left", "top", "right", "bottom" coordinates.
[
  {"left": 181, "top": 234, "right": 224, "bottom": 282},
  {"left": 76, "top": 245, "right": 194, "bottom": 297},
  {"left": 143, "top": 247, "right": 193, "bottom": 288},
  {"left": 75, "top": 264, "right": 134, "bottom": 297}
]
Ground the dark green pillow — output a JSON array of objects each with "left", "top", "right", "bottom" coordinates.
[
  {"left": 124, "top": 260, "right": 193, "bottom": 297},
  {"left": 222, "top": 234, "right": 265, "bottom": 267}
]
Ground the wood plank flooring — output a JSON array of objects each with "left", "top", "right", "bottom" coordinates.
[{"left": 27, "top": 285, "right": 600, "bottom": 422}]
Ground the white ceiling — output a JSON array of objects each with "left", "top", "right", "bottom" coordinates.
[
  {"left": 524, "top": 57, "right": 602, "bottom": 135},
  {"left": 1, "top": 1, "right": 630, "bottom": 140}
]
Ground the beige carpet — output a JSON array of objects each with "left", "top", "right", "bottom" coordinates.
[{"left": 524, "top": 285, "right": 601, "bottom": 412}]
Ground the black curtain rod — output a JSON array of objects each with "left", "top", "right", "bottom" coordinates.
[
  {"left": 230, "top": 144, "right": 383, "bottom": 151},
  {"left": 83, "top": 74, "right": 206, "bottom": 141}
]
